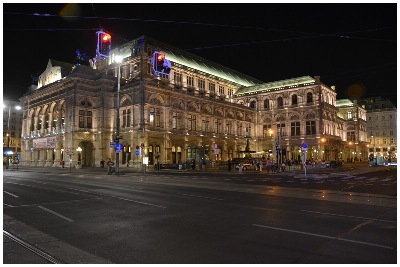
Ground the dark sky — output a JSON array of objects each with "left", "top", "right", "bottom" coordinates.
[{"left": 3, "top": 3, "right": 397, "bottom": 106}]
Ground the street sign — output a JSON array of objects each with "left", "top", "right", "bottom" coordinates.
[
  {"left": 302, "top": 142, "right": 308, "bottom": 151},
  {"left": 135, "top": 150, "right": 140, "bottom": 156},
  {"left": 110, "top": 141, "right": 116, "bottom": 147},
  {"left": 115, "top": 143, "right": 122, "bottom": 153}
]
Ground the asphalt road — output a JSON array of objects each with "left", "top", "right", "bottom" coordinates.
[{"left": 3, "top": 167, "right": 397, "bottom": 264}]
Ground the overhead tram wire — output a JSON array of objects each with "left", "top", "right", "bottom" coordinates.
[{"left": 3, "top": 11, "right": 319, "bottom": 36}]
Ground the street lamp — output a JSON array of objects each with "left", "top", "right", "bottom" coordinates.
[
  {"left": 321, "top": 137, "right": 326, "bottom": 161},
  {"left": 115, "top": 55, "right": 123, "bottom": 175},
  {"left": 3, "top": 103, "right": 21, "bottom": 169}
]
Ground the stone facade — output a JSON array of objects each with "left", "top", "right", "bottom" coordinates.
[{"left": 19, "top": 36, "right": 370, "bottom": 168}]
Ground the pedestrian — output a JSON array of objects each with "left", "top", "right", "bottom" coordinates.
[
  {"left": 178, "top": 160, "right": 182, "bottom": 170},
  {"left": 266, "top": 158, "right": 271, "bottom": 173},
  {"left": 100, "top": 159, "right": 105, "bottom": 168},
  {"left": 202, "top": 158, "right": 206, "bottom": 170},
  {"left": 107, "top": 159, "right": 115, "bottom": 174},
  {"left": 60, "top": 159, "right": 65, "bottom": 168},
  {"left": 191, "top": 159, "right": 195, "bottom": 170}
]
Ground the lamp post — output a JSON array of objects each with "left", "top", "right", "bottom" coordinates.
[
  {"left": 371, "top": 135, "right": 375, "bottom": 157},
  {"left": 3, "top": 103, "right": 21, "bottom": 169},
  {"left": 115, "top": 55, "right": 123, "bottom": 175},
  {"left": 321, "top": 137, "right": 326, "bottom": 161}
]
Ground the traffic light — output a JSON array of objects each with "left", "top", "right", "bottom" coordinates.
[
  {"left": 151, "top": 51, "right": 171, "bottom": 75},
  {"left": 97, "top": 31, "right": 111, "bottom": 57}
]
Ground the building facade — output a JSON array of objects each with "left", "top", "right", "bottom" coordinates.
[
  {"left": 19, "top": 36, "right": 369, "bottom": 168},
  {"left": 355, "top": 97, "right": 397, "bottom": 163}
]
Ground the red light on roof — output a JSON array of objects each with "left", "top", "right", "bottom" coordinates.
[
  {"left": 157, "top": 53, "right": 165, "bottom": 61},
  {"left": 102, "top": 33, "right": 111, "bottom": 41}
]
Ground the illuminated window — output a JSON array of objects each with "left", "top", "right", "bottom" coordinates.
[
  {"left": 187, "top": 76, "right": 194, "bottom": 87},
  {"left": 306, "top": 121, "right": 316, "bottom": 135},
  {"left": 218, "top": 85, "right": 225, "bottom": 95},
  {"left": 277, "top": 123, "right": 285, "bottom": 136},
  {"left": 347, "top": 111, "right": 352, "bottom": 119},
  {"left": 237, "top": 122, "right": 242, "bottom": 136},
  {"left": 79, "top": 110, "right": 92, "bottom": 128},
  {"left": 202, "top": 117, "right": 210, "bottom": 132},
  {"left": 174, "top": 72, "right": 182, "bottom": 84},
  {"left": 226, "top": 120, "right": 233, "bottom": 135},
  {"left": 122, "top": 109, "right": 131, "bottom": 128},
  {"left": 292, "top": 95, "right": 298, "bottom": 105},
  {"left": 291, "top": 122, "right": 300, "bottom": 136},
  {"left": 198, "top": 79, "right": 205, "bottom": 90},
  {"left": 215, "top": 119, "right": 222, "bottom": 134},
  {"left": 307, "top": 92, "right": 313, "bottom": 103},
  {"left": 263, "top": 124, "right": 272, "bottom": 137},
  {"left": 209, "top": 82, "right": 215, "bottom": 92},
  {"left": 264, "top": 99, "right": 269, "bottom": 109},
  {"left": 188, "top": 114, "right": 196, "bottom": 131},
  {"left": 172, "top": 112, "right": 182, "bottom": 129},
  {"left": 277, "top": 97, "right": 283, "bottom": 108}
]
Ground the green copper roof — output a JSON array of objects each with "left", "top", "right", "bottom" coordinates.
[
  {"left": 164, "top": 50, "right": 261, "bottom": 86},
  {"left": 114, "top": 36, "right": 263, "bottom": 87},
  {"left": 235, "top": 75, "right": 316, "bottom": 96},
  {"left": 335, "top": 99, "right": 354, "bottom": 107}
]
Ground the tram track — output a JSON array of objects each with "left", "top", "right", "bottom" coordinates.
[{"left": 3, "top": 230, "right": 65, "bottom": 264}]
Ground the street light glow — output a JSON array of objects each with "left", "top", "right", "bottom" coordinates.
[{"left": 115, "top": 55, "right": 123, "bottom": 64}]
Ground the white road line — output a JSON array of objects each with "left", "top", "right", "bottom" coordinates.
[
  {"left": 38, "top": 206, "right": 74, "bottom": 222},
  {"left": 300, "top": 210, "right": 396, "bottom": 223},
  {"left": 4, "top": 203, "right": 14, "bottom": 207},
  {"left": 252, "top": 224, "right": 393, "bottom": 250},
  {"left": 178, "top": 193, "right": 224, "bottom": 201},
  {"left": 4, "top": 191, "right": 19, "bottom": 198},
  {"left": 66, "top": 187, "right": 167, "bottom": 208}
]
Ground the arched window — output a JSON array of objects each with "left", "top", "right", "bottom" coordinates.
[
  {"left": 277, "top": 97, "right": 283, "bottom": 108},
  {"left": 264, "top": 99, "right": 269, "bottom": 109},
  {"left": 52, "top": 109, "right": 57, "bottom": 128},
  {"left": 249, "top": 100, "right": 256, "bottom": 109},
  {"left": 44, "top": 111, "right": 49, "bottom": 130},
  {"left": 292, "top": 94, "right": 298, "bottom": 105},
  {"left": 307, "top": 92, "right": 313, "bottom": 103},
  {"left": 122, "top": 109, "right": 131, "bottom": 128}
]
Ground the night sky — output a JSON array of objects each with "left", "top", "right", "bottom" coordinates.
[{"left": 2, "top": 3, "right": 397, "bottom": 106}]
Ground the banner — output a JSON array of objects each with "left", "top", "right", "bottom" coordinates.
[{"left": 32, "top": 137, "right": 56, "bottom": 149}]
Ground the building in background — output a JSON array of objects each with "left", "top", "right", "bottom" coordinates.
[
  {"left": 19, "top": 36, "right": 373, "bottom": 168},
  {"left": 336, "top": 99, "right": 368, "bottom": 162},
  {"left": 354, "top": 97, "right": 397, "bottom": 164}
]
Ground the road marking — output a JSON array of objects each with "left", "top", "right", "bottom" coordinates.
[
  {"left": 300, "top": 210, "right": 396, "bottom": 223},
  {"left": 66, "top": 187, "right": 167, "bottom": 209},
  {"left": 4, "top": 203, "right": 14, "bottom": 207},
  {"left": 178, "top": 193, "right": 224, "bottom": 201},
  {"left": 38, "top": 206, "right": 74, "bottom": 222},
  {"left": 252, "top": 224, "right": 393, "bottom": 250},
  {"left": 4, "top": 191, "right": 19, "bottom": 198}
]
